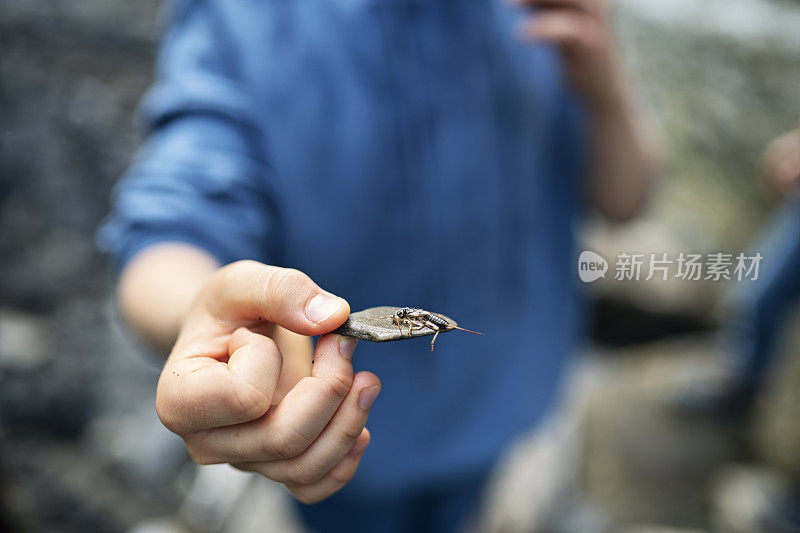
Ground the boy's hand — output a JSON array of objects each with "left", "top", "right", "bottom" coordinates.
[
  {"left": 156, "top": 260, "right": 381, "bottom": 504},
  {"left": 514, "top": 0, "right": 658, "bottom": 221},
  {"left": 516, "top": 0, "right": 621, "bottom": 108}
]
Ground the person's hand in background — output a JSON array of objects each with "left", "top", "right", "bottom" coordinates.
[
  {"left": 515, "top": 0, "right": 659, "bottom": 221},
  {"left": 761, "top": 129, "right": 800, "bottom": 197},
  {"left": 516, "top": 0, "right": 620, "bottom": 107},
  {"left": 119, "top": 248, "right": 381, "bottom": 503}
]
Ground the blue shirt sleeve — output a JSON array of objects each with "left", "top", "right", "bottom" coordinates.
[{"left": 97, "top": 0, "right": 274, "bottom": 271}]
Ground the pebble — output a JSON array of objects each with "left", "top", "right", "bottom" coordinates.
[{"left": 333, "top": 306, "right": 456, "bottom": 343}]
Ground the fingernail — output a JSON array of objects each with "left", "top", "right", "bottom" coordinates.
[
  {"left": 305, "top": 293, "right": 344, "bottom": 324},
  {"left": 338, "top": 335, "right": 357, "bottom": 359},
  {"left": 347, "top": 436, "right": 369, "bottom": 457},
  {"left": 358, "top": 386, "right": 381, "bottom": 411}
]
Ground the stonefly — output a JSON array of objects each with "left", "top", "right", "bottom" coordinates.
[{"left": 376, "top": 307, "right": 484, "bottom": 351}]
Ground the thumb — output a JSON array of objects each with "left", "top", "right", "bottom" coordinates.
[{"left": 203, "top": 261, "right": 350, "bottom": 336}]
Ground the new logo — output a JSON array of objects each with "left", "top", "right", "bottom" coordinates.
[{"left": 578, "top": 250, "right": 608, "bottom": 283}]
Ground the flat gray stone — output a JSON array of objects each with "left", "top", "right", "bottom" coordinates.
[{"left": 333, "top": 306, "right": 456, "bottom": 343}]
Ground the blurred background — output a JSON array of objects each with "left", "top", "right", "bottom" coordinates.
[{"left": 1, "top": 0, "right": 798, "bottom": 531}]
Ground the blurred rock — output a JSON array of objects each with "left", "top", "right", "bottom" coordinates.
[
  {"left": 0, "top": 0, "right": 158, "bottom": 311},
  {"left": 88, "top": 406, "right": 186, "bottom": 489},
  {"left": 711, "top": 466, "right": 799, "bottom": 533},
  {"left": 750, "top": 312, "right": 800, "bottom": 477},
  {"left": 0, "top": 308, "right": 52, "bottom": 370},
  {"left": 178, "top": 466, "right": 254, "bottom": 533},
  {"left": 582, "top": 220, "right": 719, "bottom": 319},
  {"left": 0, "top": 1, "right": 183, "bottom": 530},
  {"left": 621, "top": 525, "right": 704, "bottom": 533},
  {"left": 222, "top": 478, "right": 306, "bottom": 533},
  {"left": 0, "top": 304, "right": 93, "bottom": 437},
  {"left": 580, "top": 338, "right": 741, "bottom": 529},
  {"left": 130, "top": 517, "right": 194, "bottom": 533},
  {"left": 479, "top": 358, "right": 603, "bottom": 533}
]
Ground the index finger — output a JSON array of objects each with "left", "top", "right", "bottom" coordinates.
[{"left": 203, "top": 261, "right": 350, "bottom": 336}]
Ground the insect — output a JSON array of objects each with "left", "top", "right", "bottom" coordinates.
[{"left": 377, "top": 307, "right": 484, "bottom": 351}]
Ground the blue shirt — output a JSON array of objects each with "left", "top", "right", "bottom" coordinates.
[{"left": 99, "top": 0, "right": 587, "bottom": 497}]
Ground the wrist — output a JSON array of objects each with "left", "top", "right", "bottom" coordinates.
[{"left": 578, "top": 52, "right": 631, "bottom": 116}]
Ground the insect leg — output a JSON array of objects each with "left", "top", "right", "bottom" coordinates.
[
  {"left": 420, "top": 320, "right": 440, "bottom": 351},
  {"left": 406, "top": 318, "right": 425, "bottom": 337},
  {"left": 391, "top": 316, "right": 405, "bottom": 336}
]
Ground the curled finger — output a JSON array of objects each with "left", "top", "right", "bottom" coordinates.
[{"left": 157, "top": 327, "right": 282, "bottom": 434}]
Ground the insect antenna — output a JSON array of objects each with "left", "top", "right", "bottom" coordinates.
[{"left": 449, "top": 324, "right": 485, "bottom": 336}]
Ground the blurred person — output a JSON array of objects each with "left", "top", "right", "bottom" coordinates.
[
  {"left": 674, "top": 129, "right": 800, "bottom": 530},
  {"left": 676, "top": 129, "right": 800, "bottom": 417},
  {"left": 98, "top": 0, "right": 654, "bottom": 531}
]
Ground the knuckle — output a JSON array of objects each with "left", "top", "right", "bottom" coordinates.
[
  {"left": 228, "top": 381, "right": 271, "bottom": 421},
  {"left": 330, "top": 465, "right": 355, "bottom": 485},
  {"left": 155, "top": 385, "right": 183, "bottom": 434},
  {"left": 185, "top": 443, "right": 217, "bottom": 466},
  {"left": 270, "top": 428, "right": 311, "bottom": 459},
  {"left": 324, "top": 372, "right": 353, "bottom": 401},
  {"left": 188, "top": 452, "right": 216, "bottom": 466},
  {"left": 281, "top": 268, "right": 311, "bottom": 288},
  {"left": 288, "top": 461, "right": 325, "bottom": 485},
  {"left": 230, "top": 462, "right": 253, "bottom": 473},
  {"left": 155, "top": 398, "right": 175, "bottom": 432},
  {"left": 256, "top": 335, "right": 281, "bottom": 359},
  {"left": 228, "top": 259, "right": 259, "bottom": 275},
  {"left": 265, "top": 268, "right": 307, "bottom": 299},
  {"left": 339, "top": 424, "right": 364, "bottom": 445},
  {"left": 212, "top": 261, "right": 243, "bottom": 288},
  {"left": 230, "top": 326, "right": 252, "bottom": 345},
  {"left": 210, "top": 260, "right": 260, "bottom": 295}
]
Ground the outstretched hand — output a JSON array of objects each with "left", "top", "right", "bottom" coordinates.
[{"left": 156, "top": 261, "right": 381, "bottom": 503}]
